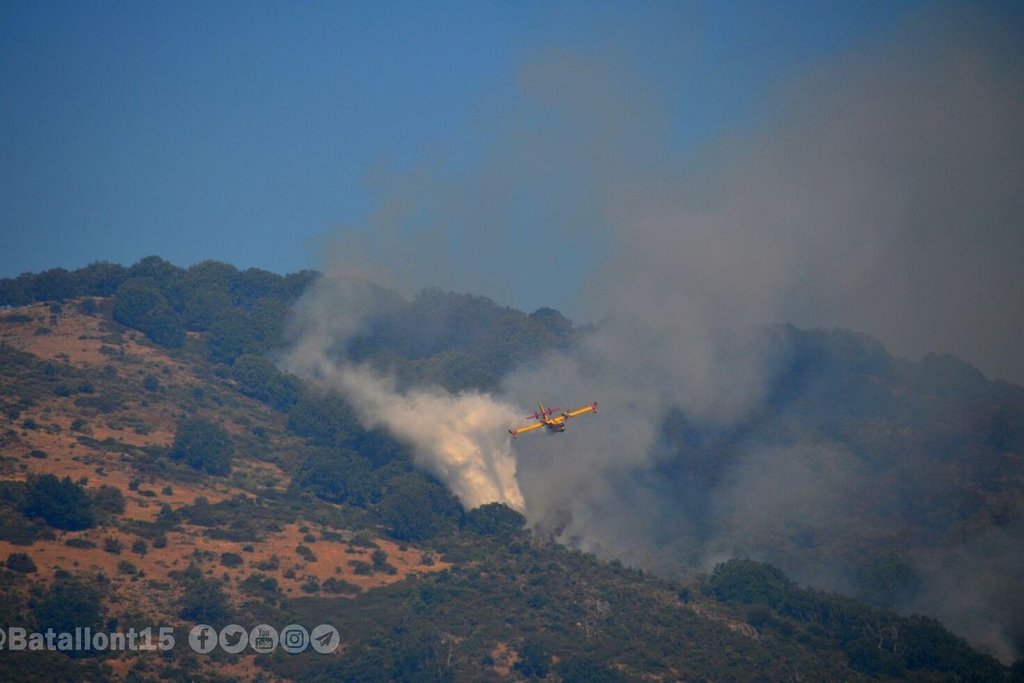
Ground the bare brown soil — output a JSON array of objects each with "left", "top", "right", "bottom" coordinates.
[
  {"left": 0, "top": 300, "right": 453, "bottom": 680},
  {"left": 490, "top": 641, "right": 519, "bottom": 676},
  {"left": 1, "top": 301, "right": 181, "bottom": 368}
]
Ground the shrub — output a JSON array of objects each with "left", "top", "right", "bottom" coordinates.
[
  {"left": 103, "top": 537, "right": 123, "bottom": 554},
  {"left": 349, "top": 560, "right": 373, "bottom": 576},
  {"left": 78, "top": 298, "right": 98, "bottom": 315},
  {"left": 371, "top": 549, "right": 389, "bottom": 570},
  {"left": 92, "top": 485, "right": 126, "bottom": 517},
  {"left": 322, "top": 577, "right": 361, "bottom": 595},
  {"left": 256, "top": 555, "right": 279, "bottom": 571},
  {"left": 220, "top": 552, "right": 243, "bottom": 568},
  {"left": 350, "top": 534, "right": 379, "bottom": 549},
  {"left": 240, "top": 573, "right": 278, "bottom": 597},
  {"left": 6, "top": 552, "right": 37, "bottom": 573}
]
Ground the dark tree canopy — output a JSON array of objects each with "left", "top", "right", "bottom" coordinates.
[
  {"left": 177, "top": 564, "right": 232, "bottom": 627},
  {"left": 378, "top": 473, "right": 462, "bottom": 542},
  {"left": 287, "top": 394, "right": 360, "bottom": 448},
  {"left": 515, "top": 638, "right": 552, "bottom": 679},
  {"left": 170, "top": 418, "right": 233, "bottom": 475},
  {"left": 21, "top": 474, "right": 96, "bottom": 531},
  {"left": 231, "top": 354, "right": 301, "bottom": 411},
  {"left": 33, "top": 575, "right": 105, "bottom": 637},
  {"left": 113, "top": 278, "right": 184, "bottom": 347},
  {"left": 707, "top": 559, "right": 1006, "bottom": 680},
  {"left": 295, "top": 447, "right": 378, "bottom": 508},
  {"left": 462, "top": 502, "right": 526, "bottom": 538}
]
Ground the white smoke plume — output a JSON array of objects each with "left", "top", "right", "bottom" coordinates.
[
  {"left": 331, "top": 366, "right": 524, "bottom": 511},
  {"left": 285, "top": 4, "right": 1024, "bottom": 661},
  {"left": 281, "top": 269, "right": 525, "bottom": 511}
]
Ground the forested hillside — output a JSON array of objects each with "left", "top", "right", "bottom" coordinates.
[{"left": 0, "top": 258, "right": 1020, "bottom": 681}]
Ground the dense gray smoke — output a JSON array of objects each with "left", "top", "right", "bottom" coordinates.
[{"left": 291, "top": 5, "right": 1024, "bottom": 662}]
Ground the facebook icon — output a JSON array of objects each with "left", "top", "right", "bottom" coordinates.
[{"left": 188, "top": 624, "right": 217, "bottom": 654}]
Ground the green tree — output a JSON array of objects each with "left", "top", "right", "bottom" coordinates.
[
  {"left": 126, "top": 255, "right": 183, "bottom": 289},
  {"left": 529, "top": 307, "right": 574, "bottom": 340},
  {"left": 73, "top": 260, "right": 127, "bottom": 296},
  {"left": 177, "top": 564, "right": 231, "bottom": 626},
  {"left": 113, "top": 278, "right": 184, "bottom": 347},
  {"left": 21, "top": 474, "right": 95, "bottom": 530},
  {"left": 233, "top": 267, "right": 282, "bottom": 307},
  {"left": 33, "top": 575, "right": 105, "bottom": 637},
  {"left": 182, "top": 286, "right": 232, "bottom": 331},
  {"left": 28, "top": 268, "right": 75, "bottom": 302},
  {"left": 706, "top": 559, "right": 797, "bottom": 606},
  {"left": 379, "top": 474, "right": 461, "bottom": 541},
  {"left": 287, "top": 394, "right": 360, "bottom": 447},
  {"left": 462, "top": 502, "right": 526, "bottom": 539},
  {"left": 389, "top": 629, "right": 457, "bottom": 682},
  {"left": 515, "top": 639, "right": 551, "bottom": 678},
  {"left": 232, "top": 354, "right": 300, "bottom": 411},
  {"left": 206, "top": 309, "right": 264, "bottom": 364},
  {"left": 295, "top": 448, "right": 378, "bottom": 507},
  {"left": 170, "top": 418, "right": 233, "bottom": 475},
  {"left": 6, "top": 552, "right": 37, "bottom": 573}
]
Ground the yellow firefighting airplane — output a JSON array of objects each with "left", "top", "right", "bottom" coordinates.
[{"left": 508, "top": 402, "right": 598, "bottom": 439}]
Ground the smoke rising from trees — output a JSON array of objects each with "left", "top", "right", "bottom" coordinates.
[
  {"left": 281, "top": 270, "right": 526, "bottom": 511},
  {"left": 286, "top": 5, "right": 1024, "bottom": 661}
]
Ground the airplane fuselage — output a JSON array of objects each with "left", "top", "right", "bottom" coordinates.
[{"left": 509, "top": 401, "right": 596, "bottom": 439}]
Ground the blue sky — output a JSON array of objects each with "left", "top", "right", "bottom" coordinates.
[{"left": 1, "top": 0, "right": 930, "bottom": 308}]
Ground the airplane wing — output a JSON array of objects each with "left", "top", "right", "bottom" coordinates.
[
  {"left": 509, "top": 421, "right": 546, "bottom": 439},
  {"left": 563, "top": 402, "right": 598, "bottom": 419}
]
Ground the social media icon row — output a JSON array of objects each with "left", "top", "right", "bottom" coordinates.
[{"left": 188, "top": 624, "right": 338, "bottom": 654}]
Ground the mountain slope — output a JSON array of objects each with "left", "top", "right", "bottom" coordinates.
[{"left": 0, "top": 259, "right": 1019, "bottom": 680}]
